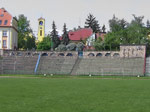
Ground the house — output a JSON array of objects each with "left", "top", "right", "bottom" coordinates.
[
  {"left": 60, "top": 28, "right": 106, "bottom": 50},
  {"left": 0, "top": 8, "right": 18, "bottom": 50},
  {"left": 86, "top": 32, "right": 106, "bottom": 50},
  {"left": 68, "top": 28, "right": 93, "bottom": 43}
]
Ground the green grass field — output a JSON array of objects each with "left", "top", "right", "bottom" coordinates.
[{"left": 0, "top": 76, "right": 150, "bottom": 112}]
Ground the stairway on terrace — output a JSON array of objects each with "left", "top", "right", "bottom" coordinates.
[
  {"left": 70, "top": 58, "right": 82, "bottom": 75},
  {"left": 75, "top": 57, "right": 144, "bottom": 76},
  {"left": 60, "top": 58, "right": 77, "bottom": 74},
  {"left": 2, "top": 56, "right": 38, "bottom": 74},
  {"left": 37, "top": 57, "right": 65, "bottom": 74},
  {"left": 37, "top": 56, "right": 77, "bottom": 75}
]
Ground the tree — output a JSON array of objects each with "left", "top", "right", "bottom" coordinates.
[
  {"left": 131, "top": 14, "right": 144, "bottom": 27},
  {"left": 17, "top": 14, "right": 32, "bottom": 49},
  {"left": 103, "top": 14, "right": 148, "bottom": 51},
  {"left": 50, "top": 21, "right": 60, "bottom": 50},
  {"left": 104, "top": 31, "right": 124, "bottom": 50},
  {"left": 24, "top": 36, "right": 36, "bottom": 50},
  {"left": 126, "top": 15, "right": 147, "bottom": 44},
  {"left": 62, "top": 23, "right": 70, "bottom": 45},
  {"left": 37, "top": 36, "right": 51, "bottom": 51},
  {"left": 85, "top": 13, "right": 100, "bottom": 33},
  {"left": 103, "top": 15, "right": 128, "bottom": 50},
  {"left": 109, "top": 15, "right": 127, "bottom": 32},
  {"left": 102, "top": 25, "right": 106, "bottom": 33},
  {"left": 93, "top": 36, "right": 104, "bottom": 51},
  {"left": 146, "top": 20, "right": 150, "bottom": 28}
]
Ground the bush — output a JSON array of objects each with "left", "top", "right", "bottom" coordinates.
[
  {"left": 57, "top": 44, "right": 67, "bottom": 51},
  {"left": 76, "top": 42, "right": 84, "bottom": 51},
  {"left": 37, "top": 37, "right": 51, "bottom": 51},
  {"left": 66, "top": 43, "right": 76, "bottom": 51}
]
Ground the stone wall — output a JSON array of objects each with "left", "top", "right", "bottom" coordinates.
[
  {"left": 83, "top": 45, "right": 146, "bottom": 58},
  {"left": 0, "top": 45, "right": 146, "bottom": 76},
  {"left": 120, "top": 45, "right": 146, "bottom": 58},
  {"left": 2, "top": 50, "right": 78, "bottom": 58},
  {"left": 2, "top": 44, "right": 146, "bottom": 58},
  {"left": 83, "top": 51, "right": 120, "bottom": 58}
]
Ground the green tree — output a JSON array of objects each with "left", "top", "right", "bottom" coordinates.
[
  {"left": 24, "top": 36, "right": 36, "bottom": 50},
  {"left": 104, "top": 31, "right": 124, "bottom": 50},
  {"left": 146, "top": 20, "right": 150, "bottom": 29},
  {"left": 37, "top": 36, "right": 51, "bottom": 51},
  {"left": 103, "top": 15, "right": 149, "bottom": 50},
  {"left": 50, "top": 21, "right": 60, "bottom": 50},
  {"left": 103, "top": 15, "right": 128, "bottom": 50},
  {"left": 109, "top": 15, "right": 127, "bottom": 32},
  {"left": 102, "top": 25, "right": 106, "bottom": 33},
  {"left": 62, "top": 23, "right": 70, "bottom": 45},
  {"left": 85, "top": 13, "right": 100, "bottom": 33},
  {"left": 94, "top": 37, "right": 104, "bottom": 51},
  {"left": 131, "top": 14, "right": 144, "bottom": 27},
  {"left": 126, "top": 15, "right": 147, "bottom": 44},
  {"left": 17, "top": 14, "right": 32, "bottom": 49}
]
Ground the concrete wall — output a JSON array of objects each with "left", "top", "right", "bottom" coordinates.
[{"left": 0, "top": 45, "right": 146, "bottom": 76}]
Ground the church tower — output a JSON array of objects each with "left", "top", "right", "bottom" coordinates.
[{"left": 37, "top": 17, "right": 45, "bottom": 42}]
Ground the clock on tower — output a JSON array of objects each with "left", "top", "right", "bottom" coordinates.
[{"left": 39, "top": 21, "right": 43, "bottom": 26}]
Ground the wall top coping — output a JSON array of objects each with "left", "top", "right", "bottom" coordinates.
[{"left": 120, "top": 44, "right": 146, "bottom": 46}]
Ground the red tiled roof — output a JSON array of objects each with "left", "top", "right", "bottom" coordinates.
[
  {"left": 68, "top": 28, "right": 93, "bottom": 41},
  {"left": 0, "top": 8, "right": 12, "bottom": 26}
]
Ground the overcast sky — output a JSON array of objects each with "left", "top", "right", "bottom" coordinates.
[{"left": 1, "top": 0, "right": 150, "bottom": 35}]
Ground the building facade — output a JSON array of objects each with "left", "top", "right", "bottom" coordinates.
[
  {"left": 37, "top": 17, "right": 45, "bottom": 42},
  {"left": 0, "top": 8, "right": 18, "bottom": 50}
]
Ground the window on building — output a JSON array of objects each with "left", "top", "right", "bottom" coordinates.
[
  {"left": 3, "top": 31, "right": 7, "bottom": 37},
  {"left": 4, "top": 20, "right": 8, "bottom": 25},
  {"left": 3, "top": 40, "right": 7, "bottom": 48},
  {"left": 40, "top": 30, "right": 42, "bottom": 36},
  {"left": 0, "top": 20, "right": 2, "bottom": 25}
]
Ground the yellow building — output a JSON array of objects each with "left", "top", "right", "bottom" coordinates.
[{"left": 37, "top": 17, "right": 45, "bottom": 42}]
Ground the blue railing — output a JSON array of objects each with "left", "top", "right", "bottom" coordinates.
[{"left": 34, "top": 53, "right": 41, "bottom": 74}]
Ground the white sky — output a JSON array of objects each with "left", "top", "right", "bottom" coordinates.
[{"left": 1, "top": 0, "right": 150, "bottom": 36}]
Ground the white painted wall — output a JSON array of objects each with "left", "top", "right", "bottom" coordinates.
[{"left": 0, "top": 27, "right": 18, "bottom": 49}]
